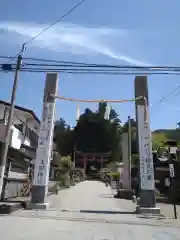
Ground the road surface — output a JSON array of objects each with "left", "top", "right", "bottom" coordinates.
[{"left": 0, "top": 181, "right": 180, "bottom": 239}]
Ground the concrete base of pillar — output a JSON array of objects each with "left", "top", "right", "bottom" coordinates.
[
  {"left": 136, "top": 206, "right": 161, "bottom": 215},
  {"left": 30, "top": 185, "right": 48, "bottom": 206},
  {"left": 28, "top": 202, "right": 50, "bottom": 210},
  {"left": 114, "top": 189, "right": 133, "bottom": 200}
]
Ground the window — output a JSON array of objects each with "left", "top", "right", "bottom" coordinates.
[
  {"left": 14, "top": 124, "right": 23, "bottom": 132},
  {"left": 28, "top": 128, "right": 38, "bottom": 148},
  {"left": 0, "top": 106, "right": 9, "bottom": 123}
]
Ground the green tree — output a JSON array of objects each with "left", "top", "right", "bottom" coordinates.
[
  {"left": 54, "top": 104, "right": 122, "bottom": 164},
  {"left": 74, "top": 104, "right": 121, "bottom": 160},
  {"left": 54, "top": 154, "right": 72, "bottom": 187},
  {"left": 122, "top": 118, "right": 136, "bottom": 133},
  {"left": 98, "top": 102, "right": 107, "bottom": 116},
  {"left": 121, "top": 118, "right": 138, "bottom": 154},
  {"left": 54, "top": 118, "right": 73, "bottom": 156},
  {"left": 151, "top": 132, "right": 168, "bottom": 150}
]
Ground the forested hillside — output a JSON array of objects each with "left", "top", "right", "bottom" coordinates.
[{"left": 53, "top": 101, "right": 180, "bottom": 164}]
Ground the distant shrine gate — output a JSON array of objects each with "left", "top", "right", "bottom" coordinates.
[{"left": 75, "top": 151, "right": 110, "bottom": 172}]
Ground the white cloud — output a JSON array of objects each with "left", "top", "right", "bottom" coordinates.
[{"left": 0, "top": 21, "right": 149, "bottom": 65}]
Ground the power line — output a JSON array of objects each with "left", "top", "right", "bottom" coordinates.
[
  {"left": 158, "top": 85, "right": 180, "bottom": 103},
  {"left": 152, "top": 84, "right": 180, "bottom": 108},
  {"left": 150, "top": 84, "right": 180, "bottom": 115},
  {"left": 2, "top": 57, "right": 180, "bottom": 71},
  {"left": 4, "top": 0, "right": 87, "bottom": 63},
  {"left": 2, "top": 55, "right": 180, "bottom": 69},
  {"left": 3, "top": 63, "right": 180, "bottom": 74},
  {"left": 2, "top": 57, "right": 180, "bottom": 74},
  {"left": 5, "top": 52, "right": 23, "bottom": 64},
  {"left": 20, "top": 63, "right": 180, "bottom": 71},
  {"left": 1, "top": 68, "right": 180, "bottom": 75},
  {"left": 18, "top": 69, "right": 180, "bottom": 74},
  {"left": 2, "top": 57, "right": 180, "bottom": 76},
  {"left": 25, "top": 0, "right": 86, "bottom": 45}
]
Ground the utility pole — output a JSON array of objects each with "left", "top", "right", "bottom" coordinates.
[
  {"left": 128, "top": 116, "right": 132, "bottom": 189},
  {"left": 0, "top": 44, "right": 25, "bottom": 197}
]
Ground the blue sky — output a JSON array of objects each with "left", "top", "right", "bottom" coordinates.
[{"left": 0, "top": 0, "right": 180, "bottom": 130}]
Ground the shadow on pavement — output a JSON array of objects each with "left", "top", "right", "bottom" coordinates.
[
  {"left": 79, "top": 209, "right": 136, "bottom": 214},
  {"left": 98, "top": 194, "right": 114, "bottom": 199},
  {"left": 156, "top": 197, "right": 180, "bottom": 205},
  {"left": 137, "top": 214, "right": 166, "bottom": 220},
  {"left": 1, "top": 200, "right": 25, "bottom": 203}
]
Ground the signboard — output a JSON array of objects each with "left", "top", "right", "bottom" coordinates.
[
  {"left": 169, "top": 163, "right": 175, "bottom": 178},
  {"left": 33, "top": 102, "right": 55, "bottom": 186},
  {"left": 111, "top": 180, "right": 116, "bottom": 189},
  {"left": 165, "top": 178, "right": 170, "bottom": 187},
  {"left": 170, "top": 147, "right": 177, "bottom": 154},
  {"left": 137, "top": 105, "right": 154, "bottom": 190}
]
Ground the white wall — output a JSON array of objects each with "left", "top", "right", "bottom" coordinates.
[
  {"left": 11, "top": 126, "right": 22, "bottom": 149},
  {"left": 8, "top": 171, "right": 27, "bottom": 179},
  {"left": 10, "top": 126, "right": 32, "bottom": 150},
  {"left": 0, "top": 103, "right": 40, "bottom": 149},
  {"left": 13, "top": 108, "right": 40, "bottom": 134},
  {"left": 24, "top": 137, "right": 31, "bottom": 147},
  {"left": 0, "top": 103, "right": 40, "bottom": 131}
]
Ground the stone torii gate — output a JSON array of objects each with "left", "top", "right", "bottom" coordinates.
[
  {"left": 121, "top": 76, "right": 160, "bottom": 214},
  {"left": 29, "top": 73, "right": 160, "bottom": 214}
]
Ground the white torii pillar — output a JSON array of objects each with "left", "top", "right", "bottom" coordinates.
[{"left": 30, "top": 73, "right": 58, "bottom": 209}]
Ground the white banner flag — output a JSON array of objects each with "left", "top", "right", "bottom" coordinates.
[
  {"left": 76, "top": 105, "right": 80, "bottom": 121},
  {"left": 104, "top": 105, "right": 111, "bottom": 120}
]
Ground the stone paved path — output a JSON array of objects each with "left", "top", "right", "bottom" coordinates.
[
  {"left": 48, "top": 181, "right": 135, "bottom": 212},
  {"left": 1, "top": 181, "right": 180, "bottom": 240}
]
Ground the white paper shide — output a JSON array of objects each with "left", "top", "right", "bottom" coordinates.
[
  {"left": 33, "top": 102, "right": 55, "bottom": 186},
  {"left": 137, "top": 105, "right": 154, "bottom": 190}
]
